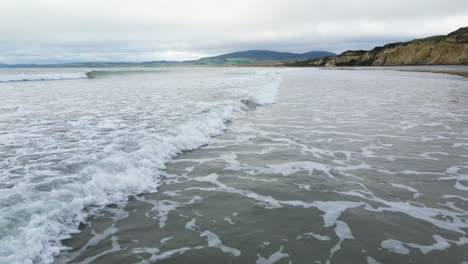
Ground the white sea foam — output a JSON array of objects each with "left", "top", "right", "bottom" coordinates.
[
  {"left": 185, "top": 218, "right": 198, "bottom": 231},
  {"left": 160, "top": 237, "right": 173, "bottom": 244},
  {"left": 381, "top": 239, "right": 410, "bottom": 254},
  {"left": 201, "top": 231, "right": 241, "bottom": 256},
  {"left": 328, "top": 220, "right": 354, "bottom": 263},
  {"left": 367, "top": 257, "right": 382, "bottom": 264},
  {"left": 191, "top": 174, "right": 283, "bottom": 209},
  {"left": 339, "top": 190, "right": 468, "bottom": 234},
  {"left": 0, "top": 72, "right": 88, "bottom": 82},
  {"left": 0, "top": 68, "right": 283, "bottom": 263},
  {"left": 443, "top": 195, "right": 468, "bottom": 201},
  {"left": 302, "top": 232, "right": 330, "bottom": 241},
  {"left": 133, "top": 246, "right": 193, "bottom": 263},
  {"left": 391, "top": 183, "right": 422, "bottom": 198},
  {"left": 181, "top": 216, "right": 241, "bottom": 257},
  {"left": 252, "top": 161, "right": 335, "bottom": 179},
  {"left": 256, "top": 246, "right": 289, "bottom": 264},
  {"left": 223, "top": 216, "right": 235, "bottom": 225},
  {"left": 295, "top": 183, "right": 312, "bottom": 191},
  {"left": 381, "top": 235, "right": 468, "bottom": 255}
]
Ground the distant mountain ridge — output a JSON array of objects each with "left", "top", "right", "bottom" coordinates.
[
  {"left": 186, "top": 50, "right": 336, "bottom": 66},
  {"left": 287, "top": 27, "right": 468, "bottom": 67},
  {"left": 0, "top": 50, "right": 336, "bottom": 67},
  {"left": 210, "top": 50, "right": 336, "bottom": 61}
]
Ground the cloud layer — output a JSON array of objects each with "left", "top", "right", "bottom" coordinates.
[{"left": 1, "top": 0, "right": 467, "bottom": 63}]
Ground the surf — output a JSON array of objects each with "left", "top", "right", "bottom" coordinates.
[{"left": 0, "top": 67, "right": 283, "bottom": 263}]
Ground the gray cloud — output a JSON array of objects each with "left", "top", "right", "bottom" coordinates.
[{"left": 1, "top": 0, "right": 467, "bottom": 63}]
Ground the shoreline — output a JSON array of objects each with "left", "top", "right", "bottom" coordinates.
[
  {"left": 395, "top": 69, "right": 468, "bottom": 78},
  {"left": 314, "top": 65, "right": 468, "bottom": 79}
]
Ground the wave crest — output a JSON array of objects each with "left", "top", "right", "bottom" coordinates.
[
  {"left": 0, "top": 72, "right": 88, "bottom": 82},
  {"left": 85, "top": 70, "right": 166, "bottom": 79}
]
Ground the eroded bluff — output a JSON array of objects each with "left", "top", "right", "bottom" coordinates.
[{"left": 289, "top": 27, "right": 468, "bottom": 66}]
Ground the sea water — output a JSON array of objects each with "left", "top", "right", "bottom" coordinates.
[
  {"left": 1, "top": 67, "right": 468, "bottom": 264},
  {"left": 0, "top": 67, "right": 282, "bottom": 263}
]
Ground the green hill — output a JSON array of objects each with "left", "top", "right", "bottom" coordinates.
[
  {"left": 0, "top": 50, "right": 336, "bottom": 67},
  {"left": 211, "top": 50, "right": 335, "bottom": 61}
]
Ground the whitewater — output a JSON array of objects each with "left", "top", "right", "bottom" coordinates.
[{"left": 0, "top": 67, "right": 283, "bottom": 263}]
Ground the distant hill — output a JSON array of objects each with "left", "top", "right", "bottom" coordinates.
[
  {"left": 286, "top": 26, "right": 468, "bottom": 67},
  {"left": 140, "top": 61, "right": 179, "bottom": 65},
  {"left": 211, "top": 50, "right": 336, "bottom": 61},
  {"left": 0, "top": 50, "right": 336, "bottom": 67},
  {"left": 180, "top": 50, "right": 336, "bottom": 66}
]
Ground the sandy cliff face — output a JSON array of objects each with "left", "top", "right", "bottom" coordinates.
[{"left": 291, "top": 27, "right": 468, "bottom": 66}]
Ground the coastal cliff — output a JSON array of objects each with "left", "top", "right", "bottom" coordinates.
[{"left": 288, "top": 27, "right": 468, "bottom": 66}]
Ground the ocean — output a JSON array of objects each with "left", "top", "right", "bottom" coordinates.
[{"left": 0, "top": 67, "right": 467, "bottom": 263}]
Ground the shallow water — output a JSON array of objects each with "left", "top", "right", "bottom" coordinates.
[
  {"left": 54, "top": 68, "right": 468, "bottom": 264},
  {"left": 0, "top": 67, "right": 282, "bottom": 263},
  {"left": 1, "top": 66, "right": 468, "bottom": 264}
]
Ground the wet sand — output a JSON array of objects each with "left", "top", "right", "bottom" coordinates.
[{"left": 391, "top": 65, "right": 468, "bottom": 78}]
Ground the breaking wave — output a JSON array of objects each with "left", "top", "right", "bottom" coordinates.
[
  {"left": 0, "top": 70, "right": 169, "bottom": 82},
  {"left": 85, "top": 70, "right": 167, "bottom": 79},
  {"left": 0, "top": 72, "right": 88, "bottom": 82},
  {"left": 0, "top": 68, "right": 283, "bottom": 263}
]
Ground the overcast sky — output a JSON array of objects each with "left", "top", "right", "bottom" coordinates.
[{"left": 0, "top": 0, "right": 467, "bottom": 64}]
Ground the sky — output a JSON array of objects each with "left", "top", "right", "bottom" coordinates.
[{"left": 0, "top": 0, "right": 467, "bottom": 64}]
